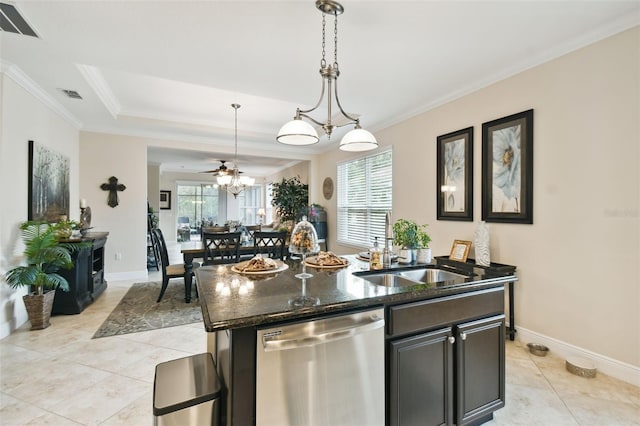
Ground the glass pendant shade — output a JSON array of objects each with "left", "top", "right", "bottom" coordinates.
[
  {"left": 217, "top": 174, "right": 232, "bottom": 186},
  {"left": 339, "top": 127, "right": 378, "bottom": 152},
  {"left": 239, "top": 175, "right": 255, "bottom": 186},
  {"left": 277, "top": 119, "right": 320, "bottom": 146}
]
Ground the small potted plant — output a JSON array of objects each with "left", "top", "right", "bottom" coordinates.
[
  {"left": 393, "top": 219, "right": 430, "bottom": 264},
  {"left": 4, "top": 221, "right": 80, "bottom": 330}
]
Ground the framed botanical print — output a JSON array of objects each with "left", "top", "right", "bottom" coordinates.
[
  {"left": 482, "top": 109, "right": 534, "bottom": 224},
  {"left": 437, "top": 127, "right": 473, "bottom": 221}
]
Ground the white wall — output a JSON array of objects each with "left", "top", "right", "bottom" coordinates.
[
  {"left": 79, "top": 132, "right": 149, "bottom": 282},
  {"left": 315, "top": 28, "right": 640, "bottom": 376},
  {"left": 0, "top": 73, "right": 80, "bottom": 338}
]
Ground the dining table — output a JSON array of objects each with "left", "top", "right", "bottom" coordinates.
[{"left": 180, "top": 239, "right": 266, "bottom": 303}]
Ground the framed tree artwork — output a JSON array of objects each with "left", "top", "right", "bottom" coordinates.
[
  {"left": 437, "top": 127, "right": 473, "bottom": 221},
  {"left": 28, "top": 140, "right": 70, "bottom": 221},
  {"left": 482, "top": 109, "right": 534, "bottom": 224}
]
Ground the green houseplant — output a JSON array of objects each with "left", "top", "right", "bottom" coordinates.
[
  {"left": 270, "top": 176, "right": 309, "bottom": 226},
  {"left": 4, "top": 221, "right": 79, "bottom": 329},
  {"left": 393, "top": 219, "right": 431, "bottom": 264}
]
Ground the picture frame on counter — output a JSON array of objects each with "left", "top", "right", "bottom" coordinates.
[
  {"left": 449, "top": 240, "right": 472, "bottom": 262},
  {"left": 482, "top": 109, "right": 534, "bottom": 224},
  {"left": 436, "top": 127, "right": 474, "bottom": 221},
  {"left": 159, "top": 190, "right": 171, "bottom": 210}
]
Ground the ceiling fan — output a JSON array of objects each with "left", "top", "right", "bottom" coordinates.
[{"left": 201, "top": 160, "right": 243, "bottom": 176}]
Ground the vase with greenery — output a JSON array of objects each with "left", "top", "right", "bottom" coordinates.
[
  {"left": 393, "top": 219, "right": 431, "bottom": 263},
  {"left": 4, "top": 221, "right": 79, "bottom": 329},
  {"left": 270, "top": 176, "right": 309, "bottom": 227}
]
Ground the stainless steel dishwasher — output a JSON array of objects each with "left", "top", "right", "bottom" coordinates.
[{"left": 256, "top": 307, "right": 385, "bottom": 426}]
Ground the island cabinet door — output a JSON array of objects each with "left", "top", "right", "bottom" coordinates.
[
  {"left": 455, "top": 315, "right": 505, "bottom": 426},
  {"left": 389, "top": 327, "right": 454, "bottom": 426}
]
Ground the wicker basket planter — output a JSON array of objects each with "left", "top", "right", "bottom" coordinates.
[{"left": 23, "top": 290, "right": 56, "bottom": 330}]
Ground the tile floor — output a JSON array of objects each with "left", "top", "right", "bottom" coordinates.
[{"left": 1, "top": 248, "right": 639, "bottom": 425}]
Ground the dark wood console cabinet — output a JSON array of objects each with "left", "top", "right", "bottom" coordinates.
[{"left": 53, "top": 232, "right": 108, "bottom": 314}]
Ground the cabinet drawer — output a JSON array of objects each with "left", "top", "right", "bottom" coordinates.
[
  {"left": 388, "top": 287, "right": 504, "bottom": 337},
  {"left": 93, "top": 270, "right": 103, "bottom": 286}
]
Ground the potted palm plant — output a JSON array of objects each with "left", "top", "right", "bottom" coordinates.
[{"left": 4, "top": 221, "right": 79, "bottom": 330}]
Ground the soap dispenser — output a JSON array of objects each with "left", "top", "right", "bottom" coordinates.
[{"left": 369, "top": 237, "right": 382, "bottom": 270}]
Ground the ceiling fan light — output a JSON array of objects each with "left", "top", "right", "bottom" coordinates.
[
  {"left": 239, "top": 176, "right": 255, "bottom": 186},
  {"left": 339, "top": 127, "right": 378, "bottom": 152},
  {"left": 276, "top": 119, "right": 320, "bottom": 146},
  {"left": 217, "top": 174, "right": 232, "bottom": 186}
]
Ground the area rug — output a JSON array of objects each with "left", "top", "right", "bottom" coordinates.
[{"left": 92, "top": 280, "right": 202, "bottom": 338}]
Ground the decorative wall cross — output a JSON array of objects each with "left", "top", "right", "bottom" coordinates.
[{"left": 100, "top": 176, "right": 126, "bottom": 208}]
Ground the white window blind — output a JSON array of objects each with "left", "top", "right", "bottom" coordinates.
[{"left": 337, "top": 148, "right": 392, "bottom": 248}]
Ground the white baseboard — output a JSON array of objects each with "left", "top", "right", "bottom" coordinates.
[
  {"left": 515, "top": 325, "right": 640, "bottom": 387},
  {"left": 104, "top": 270, "right": 149, "bottom": 282}
]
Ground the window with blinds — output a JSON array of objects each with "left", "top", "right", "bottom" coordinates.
[{"left": 337, "top": 148, "right": 392, "bottom": 248}]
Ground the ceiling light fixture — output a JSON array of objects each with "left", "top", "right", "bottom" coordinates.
[
  {"left": 276, "top": 0, "right": 378, "bottom": 152},
  {"left": 217, "top": 104, "right": 254, "bottom": 198}
]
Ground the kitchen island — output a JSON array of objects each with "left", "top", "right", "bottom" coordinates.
[{"left": 195, "top": 255, "right": 516, "bottom": 426}]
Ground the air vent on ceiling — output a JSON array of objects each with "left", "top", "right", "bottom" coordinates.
[
  {"left": 0, "top": 2, "right": 38, "bottom": 37},
  {"left": 59, "top": 89, "right": 83, "bottom": 100}
]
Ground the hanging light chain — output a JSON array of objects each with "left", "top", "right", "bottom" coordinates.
[
  {"left": 333, "top": 12, "right": 338, "bottom": 69},
  {"left": 321, "top": 13, "right": 326, "bottom": 68}
]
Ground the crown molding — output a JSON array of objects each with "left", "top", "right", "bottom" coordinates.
[
  {"left": 0, "top": 59, "right": 82, "bottom": 129},
  {"left": 76, "top": 64, "right": 121, "bottom": 119}
]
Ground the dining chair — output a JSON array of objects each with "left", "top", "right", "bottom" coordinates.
[
  {"left": 202, "top": 231, "right": 242, "bottom": 265},
  {"left": 201, "top": 225, "right": 229, "bottom": 241},
  {"left": 153, "top": 228, "right": 199, "bottom": 303},
  {"left": 253, "top": 231, "right": 287, "bottom": 260},
  {"left": 244, "top": 224, "right": 261, "bottom": 240}
]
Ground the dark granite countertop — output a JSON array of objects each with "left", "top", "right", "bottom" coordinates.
[{"left": 195, "top": 255, "right": 517, "bottom": 332}]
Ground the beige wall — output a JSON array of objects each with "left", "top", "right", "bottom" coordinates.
[
  {"left": 79, "top": 132, "right": 149, "bottom": 281},
  {"left": 0, "top": 75, "right": 80, "bottom": 338},
  {"left": 266, "top": 161, "right": 309, "bottom": 185},
  {"left": 315, "top": 28, "right": 640, "bottom": 370},
  {"left": 147, "top": 164, "right": 160, "bottom": 213}
]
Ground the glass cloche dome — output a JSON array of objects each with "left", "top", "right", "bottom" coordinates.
[{"left": 289, "top": 216, "right": 320, "bottom": 256}]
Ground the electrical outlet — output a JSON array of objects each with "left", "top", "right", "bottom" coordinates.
[{"left": 115, "top": 252, "right": 122, "bottom": 261}]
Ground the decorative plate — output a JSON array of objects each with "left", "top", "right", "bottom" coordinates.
[
  {"left": 231, "top": 260, "right": 289, "bottom": 275},
  {"left": 304, "top": 256, "right": 350, "bottom": 269}
]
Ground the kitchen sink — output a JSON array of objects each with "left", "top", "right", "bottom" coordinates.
[
  {"left": 356, "top": 267, "right": 470, "bottom": 288},
  {"left": 359, "top": 273, "right": 423, "bottom": 288},
  {"left": 398, "top": 268, "right": 469, "bottom": 284}
]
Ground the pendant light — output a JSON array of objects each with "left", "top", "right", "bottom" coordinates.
[
  {"left": 276, "top": 0, "right": 378, "bottom": 152},
  {"left": 217, "top": 104, "right": 255, "bottom": 198}
]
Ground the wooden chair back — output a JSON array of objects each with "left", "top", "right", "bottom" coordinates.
[
  {"left": 244, "top": 225, "right": 261, "bottom": 241},
  {"left": 253, "top": 231, "right": 287, "bottom": 260},
  {"left": 202, "top": 231, "right": 241, "bottom": 265}
]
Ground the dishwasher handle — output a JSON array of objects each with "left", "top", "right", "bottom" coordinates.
[{"left": 262, "top": 315, "right": 385, "bottom": 352}]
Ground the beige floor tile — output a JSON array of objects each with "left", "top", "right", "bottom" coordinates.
[
  {"left": 0, "top": 392, "right": 82, "bottom": 425},
  {"left": 116, "top": 346, "right": 198, "bottom": 383},
  {"left": 489, "top": 383, "right": 579, "bottom": 425},
  {"left": 506, "top": 356, "right": 551, "bottom": 389},
  {"left": 45, "top": 374, "right": 149, "bottom": 425},
  {"left": 100, "top": 390, "right": 154, "bottom": 426},
  {"left": 562, "top": 393, "right": 640, "bottom": 425}
]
